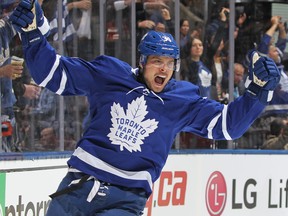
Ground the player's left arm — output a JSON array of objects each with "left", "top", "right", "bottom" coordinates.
[
  {"left": 185, "top": 52, "right": 280, "bottom": 140},
  {"left": 224, "top": 51, "right": 280, "bottom": 139}
]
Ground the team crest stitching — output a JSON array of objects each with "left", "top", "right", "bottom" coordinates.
[{"left": 108, "top": 96, "right": 159, "bottom": 152}]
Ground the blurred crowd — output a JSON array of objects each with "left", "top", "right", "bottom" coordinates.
[{"left": 1, "top": 0, "right": 288, "bottom": 152}]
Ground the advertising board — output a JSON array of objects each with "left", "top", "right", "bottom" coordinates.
[{"left": 1, "top": 152, "right": 288, "bottom": 215}]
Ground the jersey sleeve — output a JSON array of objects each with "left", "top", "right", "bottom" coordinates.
[
  {"left": 23, "top": 30, "right": 133, "bottom": 96},
  {"left": 177, "top": 81, "right": 266, "bottom": 140}
]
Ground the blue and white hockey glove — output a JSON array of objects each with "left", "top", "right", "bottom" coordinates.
[
  {"left": 9, "top": 0, "right": 50, "bottom": 46},
  {"left": 245, "top": 51, "right": 280, "bottom": 104}
]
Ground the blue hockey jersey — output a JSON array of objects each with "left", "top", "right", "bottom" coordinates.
[{"left": 23, "top": 32, "right": 265, "bottom": 197}]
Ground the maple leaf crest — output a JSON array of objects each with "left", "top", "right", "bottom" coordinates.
[{"left": 108, "top": 96, "right": 159, "bottom": 152}]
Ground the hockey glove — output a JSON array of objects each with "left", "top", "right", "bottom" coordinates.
[
  {"left": 245, "top": 51, "right": 280, "bottom": 104},
  {"left": 9, "top": 0, "right": 34, "bottom": 32},
  {"left": 9, "top": 0, "right": 50, "bottom": 46}
]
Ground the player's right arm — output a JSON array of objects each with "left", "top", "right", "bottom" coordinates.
[{"left": 9, "top": 0, "right": 102, "bottom": 96}]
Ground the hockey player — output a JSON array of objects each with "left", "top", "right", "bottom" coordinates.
[{"left": 10, "top": 1, "right": 280, "bottom": 215}]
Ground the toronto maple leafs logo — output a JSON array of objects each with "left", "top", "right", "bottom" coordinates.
[
  {"left": 199, "top": 68, "right": 212, "bottom": 87},
  {"left": 108, "top": 96, "right": 159, "bottom": 152}
]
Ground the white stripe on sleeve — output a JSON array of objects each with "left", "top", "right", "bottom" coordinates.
[
  {"left": 56, "top": 69, "right": 67, "bottom": 95},
  {"left": 207, "top": 113, "right": 221, "bottom": 139},
  {"left": 222, "top": 105, "right": 232, "bottom": 140},
  {"left": 39, "top": 54, "right": 61, "bottom": 87}
]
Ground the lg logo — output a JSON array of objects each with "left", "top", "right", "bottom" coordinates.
[{"left": 205, "top": 171, "right": 227, "bottom": 216}]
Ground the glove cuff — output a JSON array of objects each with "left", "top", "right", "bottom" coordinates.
[
  {"left": 256, "top": 89, "right": 274, "bottom": 104},
  {"left": 246, "top": 82, "right": 274, "bottom": 104},
  {"left": 38, "top": 17, "right": 50, "bottom": 37},
  {"left": 20, "top": 29, "right": 44, "bottom": 48}
]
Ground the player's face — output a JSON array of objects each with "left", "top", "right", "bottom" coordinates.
[{"left": 143, "top": 55, "right": 174, "bottom": 93}]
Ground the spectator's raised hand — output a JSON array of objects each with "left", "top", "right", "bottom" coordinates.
[
  {"left": 161, "top": 8, "right": 171, "bottom": 20},
  {"left": 271, "top": 15, "right": 281, "bottom": 26},
  {"left": 138, "top": 20, "right": 155, "bottom": 29},
  {"left": 237, "top": 12, "right": 247, "bottom": 27},
  {"left": 74, "top": 0, "right": 92, "bottom": 10},
  {"left": 219, "top": 7, "right": 229, "bottom": 22}
]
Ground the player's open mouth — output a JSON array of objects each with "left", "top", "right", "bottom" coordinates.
[{"left": 155, "top": 75, "right": 166, "bottom": 85}]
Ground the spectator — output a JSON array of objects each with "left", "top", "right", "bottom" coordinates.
[
  {"left": 7, "top": 6, "right": 45, "bottom": 150},
  {"left": 221, "top": 63, "right": 246, "bottom": 100},
  {"left": 136, "top": 0, "right": 156, "bottom": 46},
  {"left": 204, "top": 5, "right": 229, "bottom": 51},
  {"left": 261, "top": 118, "right": 288, "bottom": 150},
  {"left": 204, "top": 4, "right": 247, "bottom": 102},
  {"left": 42, "top": 0, "right": 76, "bottom": 56},
  {"left": 37, "top": 127, "right": 59, "bottom": 151},
  {"left": 0, "top": 0, "right": 49, "bottom": 151},
  {"left": 257, "top": 16, "right": 285, "bottom": 59},
  {"left": 0, "top": 0, "right": 21, "bottom": 117},
  {"left": 190, "top": 21, "right": 204, "bottom": 41},
  {"left": 179, "top": 18, "right": 190, "bottom": 59},
  {"left": 0, "top": 0, "right": 23, "bottom": 151},
  {"left": 234, "top": 7, "right": 248, "bottom": 63},
  {"left": 179, "top": 37, "right": 213, "bottom": 149},
  {"left": 259, "top": 16, "right": 288, "bottom": 113},
  {"left": 137, "top": 1, "right": 173, "bottom": 32},
  {"left": 180, "top": 37, "right": 212, "bottom": 98},
  {"left": 148, "top": 0, "right": 174, "bottom": 34},
  {"left": 202, "top": 6, "right": 230, "bottom": 102},
  {"left": 132, "top": 0, "right": 173, "bottom": 59},
  {"left": 204, "top": 38, "right": 228, "bottom": 102},
  {"left": 67, "top": 0, "right": 92, "bottom": 60}
]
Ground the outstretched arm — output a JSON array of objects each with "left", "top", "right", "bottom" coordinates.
[
  {"left": 9, "top": 0, "right": 98, "bottom": 96},
  {"left": 184, "top": 51, "right": 280, "bottom": 140}
]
